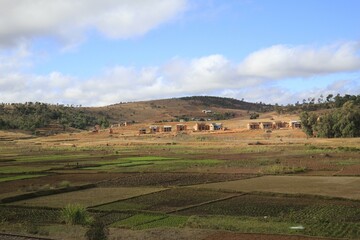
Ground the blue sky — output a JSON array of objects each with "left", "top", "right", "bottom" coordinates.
[{"left": 0, "top": 0, "right": 359, "bottom": 106}]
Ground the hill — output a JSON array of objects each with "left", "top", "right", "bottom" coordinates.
[
  {"left": 87, "top": 96, "right": 273, "bottom": 124},
  {"left": 0, "top": 96, "right": 272, "bottom": 133}
]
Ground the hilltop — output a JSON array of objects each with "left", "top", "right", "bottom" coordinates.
[{"left": 87, "top": 96, "right": 273, "bottom": 124}]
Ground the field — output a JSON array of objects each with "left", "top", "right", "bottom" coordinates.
[
  {"left": 0, "top": 121, "right": 360, "bottom": 240},
  {"left": 193, "top": 175, "right": 360, "bottom": 199}
]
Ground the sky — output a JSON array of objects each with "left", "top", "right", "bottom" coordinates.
[{"left": 0, "top": 0, "right": 359, "bottom": 106}]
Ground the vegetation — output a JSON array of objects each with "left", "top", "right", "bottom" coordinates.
[
  {"left": 0, "top": 102, "right": 109, "bottom": 131},
  {"left": 277, "top": 94, "right": 360, "bottom": 114},
  {"left": 249, "top": 112, "right": 259, "bottom": 119},
  {"left": 0, "top": 174, "right": 46, "bottom": 183},
  {"left": 1, "top": 119, "right": 360, "bottom": 239},
  {"left": 300, "top": 100, "right": 360, "bottom": 137},
  {"left": 180, "top": 96, "right": 273, "bottom": 112},
  {"left": 60, "top": 204, "right": 93, "bottom": 225},
  {"left": 85, "top": 219, "right": 109, "bottom": 240}
]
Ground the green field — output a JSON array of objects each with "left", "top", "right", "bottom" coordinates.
[{"left": 0, "top": 174, "right": 46, "bottom": 183}]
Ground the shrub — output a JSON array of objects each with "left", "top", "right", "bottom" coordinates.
[
  {"left": 61, "top": 204, "right": 93, "bottom": 225},
  {"left": 58, "top": 180, "right": 71, "bottom": 188},
  {"left": 85, "top": 219, "right": 109, "bottom": 240},
  {"left": 260, "top": 165, "right": 306, "bottom": 174}
]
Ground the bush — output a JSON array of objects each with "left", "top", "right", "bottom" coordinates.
[
  {"left": 61, "top": 204, "right": 93, "bottom": 225},
  {"left": 260, "top": 165, "right": 306, "bottom": 174},
  {"left": 58, "top": 180, "right": 71, "bottom": 188},
  {"left": 250, "top": 112, "right": 259, "bottom": 119},
  {"left": 85, "top": 219, "right": 109, "bottom": 240}
]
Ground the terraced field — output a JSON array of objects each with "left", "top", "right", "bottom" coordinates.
[
  {"left": 0, "top": 130, "right": 359, "bottom": 239},
  {"left": 192, "top": 175, "right": 360, "bottom": 199}
]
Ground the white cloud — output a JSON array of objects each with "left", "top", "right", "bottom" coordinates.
[
  {"left": 238, "top": 42, "right": 360, "bottom": 79},
  {"left": 0, "top": 0, "right": 187, "bottom": 46},
  {"left": 1, "top": 41, "right": 359, "bottom": 106}
]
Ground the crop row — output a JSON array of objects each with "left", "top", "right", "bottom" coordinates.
[
  {"left": 94, "top": 188, "right": 233, "bottom": 212},
  {"left": 0, "top": 206, "right": 60, "bottom": 224}
]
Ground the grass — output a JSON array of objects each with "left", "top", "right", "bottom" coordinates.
[
  {"left": 122, "top": 156, "right": 179, "bottom": 161},
  {"left": 82, "top": 161, "right": 153, "bottom": 170},
  {"left": 260, "top": 165, "right": 307, "bottom": 174},
  {"left": 111, "top": 213, "right": 166, "bottom": 228},
  {"left": 334, "top": 158, "right": 360, "bottom": 166},
  {"left": 60, "top": 204, "right": 93, "bottom": 225},
  {"left": 0, "top": 165, "right": 52, "bottom": 174},
  {"left": 15, "top": 154, "right": 91, "bottom": 162},
  {"left": 185, "top": 215, "right": 297, "bottom": 235},
  {"left": 83, "top": 158, "right": 222, "bottom": 172},
  {"left": 178, "top": 194, "right": 360, "bottom": 238},
  {"left": 0, "top": 174, "right": 46, "bottom": 183},
  {"left": 137, "top": 215, "right": 189, "bottom": 229}
]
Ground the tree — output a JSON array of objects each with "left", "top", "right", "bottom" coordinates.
[
  {"left": 326, "top": 94, "right": 333, "bottom": 102},
  {"left": 301, "top": 100, "right": 360, "bottom": 138},
  {"left": 334, "top": 101, "right": 360, "bottom": 137},
  {"left": 300, "top": 111, "right": 317, "bottom": 137},
  {"left": 250, "top": 112, "right": 259, "bottom": 119}
]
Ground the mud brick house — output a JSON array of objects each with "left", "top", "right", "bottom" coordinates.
[
  {"left": 247, "top": 122, "right": 260, "bottom": 130},
  {"left": 176, "top": 124, "right": 187, "bottom": 131},
  {"left": 272, "top": 121, "right": 288, "bottom": 129},
  {"left": 139, "top": 128, "right": 147, "bottom": 134},
  {"left": 260, "top": 122, "right": 273, "bottom": 129},
  {"left": 209, "top": 123, "right": 223, "bottom": 131},
  {"left": 162, "top": 125, "right": 172, "bottom": 132},
  {"left": 194, "top": 122, "right": 210, "bottom": 131},
  {"left": 149, "top": 125, "right": 160, "bottom": 133},
  {"left": 290, "top": 121, "right": 302, "bottom": 129}
]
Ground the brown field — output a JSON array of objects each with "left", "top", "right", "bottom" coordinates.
[
  {"left": 192, "top": 176, "right": 360, "bottom": 199},
  {"left": 10, "top": 187, "right": 164, "bottom": 208}
]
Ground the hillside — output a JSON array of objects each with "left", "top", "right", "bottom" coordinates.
[
  {"left": 0, "top": 96, "right": 272, "bottom": 133},
  {"left": 87, "top": 96, "right": 273, "bottom": 124}
]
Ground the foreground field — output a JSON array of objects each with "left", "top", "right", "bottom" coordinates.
[{"left": 0, "top": 127, "right": 359, "bottom": 239}]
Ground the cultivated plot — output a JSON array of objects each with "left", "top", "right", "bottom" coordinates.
[
  {"left": 192, "top": 176, "right": 360, "bottom": 199},
  {"left": 10, "top": 187, "right": 164, "bottom": 208}
]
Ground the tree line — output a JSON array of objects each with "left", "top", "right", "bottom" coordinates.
[
  {"left": 0, "top": 102, "right": 109, "bottom": 132},
  {"left": 275, "top": 94, "right": 360, "bottom": 114},
  {"left": 299, "top": 96, "right": 360, "bottom": 138}
]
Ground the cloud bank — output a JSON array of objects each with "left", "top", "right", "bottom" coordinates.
[
  {"left": 238, "top": 42, "right": 360, "bottom": 79},
  {"left": 0, "top": 0, "right": 187, "bottom": 46},
  {"left": 1, "top": 42, "right": 359, "bottom": 106}
]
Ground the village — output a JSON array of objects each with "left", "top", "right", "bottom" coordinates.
[{"left": 100, "top": 118, "right": 302, "bottom": 135}]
